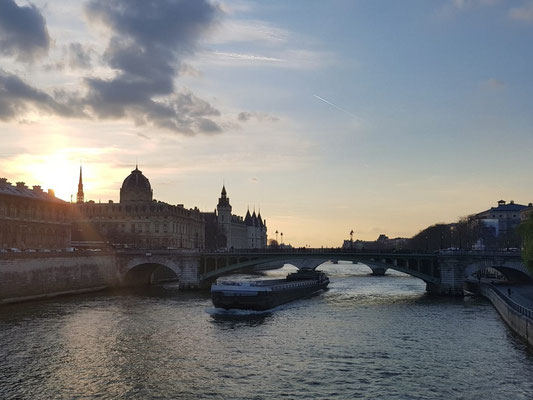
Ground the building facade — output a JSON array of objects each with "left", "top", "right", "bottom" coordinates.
[
  {"left": 520, "top": 203, "right": 533, "bottom": 222},
  {"left": 476, "top": 200, "right": 529, "bottom": 236},
  {"left": 203, "top": 186, "right": 267, "bottom": 250},
  {"left": 72, "top": 167, "right": 205, "bottom": 250},
  {"left": 0, "top": 178, "right": 71, "bottom": 250}
]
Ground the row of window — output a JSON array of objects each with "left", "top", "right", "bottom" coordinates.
[
  {"left": 78, "top": 204, "right": 201, "bottom": 219},
  {"left": 0, "top": 201, "right": 68, "bottom": 222}
]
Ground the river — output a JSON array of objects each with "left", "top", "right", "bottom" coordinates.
[{"left": 1, "top": 263, "right": 533, "bottom": 399}]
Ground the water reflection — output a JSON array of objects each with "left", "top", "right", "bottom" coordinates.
[
  {"left": 209, "top": 310, "right": 273, "bottom": 328},
  {"left": 2, "top": 269, "right": 533, "bottom": 399}
]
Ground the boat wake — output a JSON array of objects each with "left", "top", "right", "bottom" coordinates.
[{"left": 205, "top": 307, "right": 274, "bottom": 316}]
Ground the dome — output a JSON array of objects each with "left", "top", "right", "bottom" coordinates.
[{"left": 120, "top": 167, "right": 153, "bottom": 203}]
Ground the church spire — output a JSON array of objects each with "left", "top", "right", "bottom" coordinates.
[{"left": 76, "top": 165, "right": 84, "bottom": 203}]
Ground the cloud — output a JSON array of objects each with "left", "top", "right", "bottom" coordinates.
[
  {"left": 0, "top": 70, "right": 82, "bottom": 121},
  {"left": 238, "top": 111, "right": 279, "bottom": 122},
  {"left": 198, "top": 49, "right": 336, "bottom": 69},
  {"left": 451, "top": 0, "right": 500, "bottom": 9},
  {"left": 208, "top": 19, "right": 289, "bottom": 45},
  {"left": 0, "top": 0, "right": 50, "bottom": 62},
  {"left": 81, "top": 0, "right": 223, "bottom": 134},
  {"left": 483, "top": 77, "right": 506, "bottom": 88},
  {"left": 509, "top": 2, "right": 533, "bottom": 22},
  {"left": 67, "top": 42, "right": 93, "bottom": 69}
]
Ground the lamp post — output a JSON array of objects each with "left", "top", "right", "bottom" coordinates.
[
  {"left": 275, "top": 230, "right": 278, "bottom": 243},
  {"left": 350, "top": 229, "right": 354, "bottom": 249},
  {"left": 281, "top": 232, "right": 283, "bottom": 245}
]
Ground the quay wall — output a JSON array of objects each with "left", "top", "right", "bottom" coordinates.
[
  {"left": 0, "top": 252, "right": 120, "bottom": 304},
  {"left": 479, "top": 284, "right": 533, "bottom": 347}
]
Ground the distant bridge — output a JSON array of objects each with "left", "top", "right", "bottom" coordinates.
[{"left": 116, "top": 249, "right": 529, "bottom": 296}]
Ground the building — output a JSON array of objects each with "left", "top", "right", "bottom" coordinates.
[
  {"left": 72, "top": 166, "right": 204, "bottom": 250},
  {"left": 520, "top": 203, "right": 533, "bottom": 222},
  {"left": 342, "top": 234, "right": 407, "bottom": 251},
  {"left": 0, "top": 178, "right": 71, "bottom": 250},
  {"left": 203, "top": 186, "right": 267, "bottom": 250},
  {"left": 476, "top": 200, "right": 529, "bottom": 237},
  {"left": 475, "top": 200, "right": 531, "bottom": 248}
]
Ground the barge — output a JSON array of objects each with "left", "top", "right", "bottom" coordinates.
[{"left": 211, "top": 269, "right": 329, "bottom": 311}]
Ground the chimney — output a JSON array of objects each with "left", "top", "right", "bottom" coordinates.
[
  {"left": 510, "top": 200, "right": 515, "bottom": 204},
  {"left": 32, "top": 185, "right": 43, "bottom": 192},
  {"left": 48, "top": 189, "right": 55, "bottom": 197},
  {"left": 497, "top": 200, "right": 506, "bottom": 206},
  {"left": 0, "top": 178, "right": 9, "bottom": 186},
  {"left": 16, "top": 182, "right": 27, "bottom": 189}
]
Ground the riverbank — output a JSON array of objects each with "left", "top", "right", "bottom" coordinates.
[{"left": 474, "top": 282, "right": 533, "bottom": 347}]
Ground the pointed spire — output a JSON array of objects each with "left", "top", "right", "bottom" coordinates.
[
  {"left": 245, "top": 209, "right": 253, "bottom": 226},
  {"left": 217, "top": 184, "right": 231, "bottom": 209},
  {"left": 258, "top": 211, "right": 264, "bottom": 228},
  {"left": 76, "top": 164, "right": 84, "bottom": 203}
]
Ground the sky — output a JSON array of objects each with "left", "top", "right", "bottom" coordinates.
[{"left": 1, "top": 0, "right": 533, "bottom": 247}]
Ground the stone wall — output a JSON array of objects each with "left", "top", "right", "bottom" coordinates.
[
  {"left": 0, "top": 252, "right": 120, "bottom": 304},
  {"left": 426, "top": 257, "right": 464, "bottom": 296},
  {"left": 480, "top": 284, "right": 533, "bottom": 347}
]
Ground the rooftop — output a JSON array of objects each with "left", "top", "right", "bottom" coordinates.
[{"left": 0, "top": 178, "right": 65, "bottom": 203}]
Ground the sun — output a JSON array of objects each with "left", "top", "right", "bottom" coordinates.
[{"left": 24, "top": 152, "right": 79, "bottom": 201}]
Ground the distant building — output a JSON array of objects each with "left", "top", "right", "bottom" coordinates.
[
  {"left": 0, "top": 178, "right": 71, "bottom": 250},
  {"left": 342, "top": 234, "right": 407, "bottom": 250},
  {"left": 72, "top": 166, "right": 204, "bottom": 249},
  {"left": 476, "top": 200, "right": 529, "bottom": 237},
  {"left": 203, "top": 186, "right": 267, "bottom": 250},
  {"left": 521, "top": 203, "right": 533, "bottom": 222}
]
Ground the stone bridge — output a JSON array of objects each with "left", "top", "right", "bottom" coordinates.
[
  {"left": 118, "top": 250, "right": 529, "bottom": 296},
  {"left": 1, "top": 250, "right": 528, "bottom": 303}
]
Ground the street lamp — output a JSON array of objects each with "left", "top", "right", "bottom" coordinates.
[
  {"left": 281, "top": 232, "right": 283, "bottom": 244},
  {"left": 275, "top": 230, "right": 278, "bottom": 243}
]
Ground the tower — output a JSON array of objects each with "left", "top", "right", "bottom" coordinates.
[
  {"left": 76, "top": 166, "right": 84, "bottom": 203},
  {"left": 217, "top": 185, "right": 232, "bottom": 248}
]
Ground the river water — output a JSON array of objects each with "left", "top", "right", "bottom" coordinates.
[{"left": 1, "top": 263, "right": 533, "bottom": 400}]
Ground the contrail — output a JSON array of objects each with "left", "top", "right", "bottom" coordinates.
[{"left": 313, "top": 94, "right": 360, "bottom": 120}]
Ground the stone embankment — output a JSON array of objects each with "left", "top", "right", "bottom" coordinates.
[
  {"left": 0, "top": 252, "right": 120, "bottom": 304},
  {"left": 477, "top": 283, "right": 533, "bottom": 347}
]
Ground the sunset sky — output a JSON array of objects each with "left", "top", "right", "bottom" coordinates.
[{"left": 1, "top": 0, "right": 533, "bottom": 246}]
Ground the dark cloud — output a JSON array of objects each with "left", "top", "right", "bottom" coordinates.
[
  {"left": 68, "top": 42, "right": 92, "bottom": 69},
  {"left": 0, "top": 0, "right": 50, "bottom": 62},
  {"left": 82, "top": 0, "right": 222, "bottom": 134},
  {"left": 0, "top": 70, "right": 82, "bottom": 121},
  {"left": 238, "top": 111, "right": 279, "bottom": 122}
]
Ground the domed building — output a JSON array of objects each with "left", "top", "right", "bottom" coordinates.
[
  {"left": 72, "top": 166, "right": 204, "bottom": 250},
  {"left": 120, "top": 167, "right": 153, "bottom": 203}
]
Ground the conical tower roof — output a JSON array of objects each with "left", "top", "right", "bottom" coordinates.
[{"left": 245, "top": 209, "right": 253, "bottom": 226}]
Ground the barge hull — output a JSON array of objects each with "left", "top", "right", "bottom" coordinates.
[{"left": 212, "top": 281, "right": 329, "bottom": 311}]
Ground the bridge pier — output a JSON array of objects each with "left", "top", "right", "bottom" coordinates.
[
  {"left": 369, "top": 266, "right": 388, "bottom": 276},
  {"left": 428, "top": 257, "right": 464, "bottom": 296}
]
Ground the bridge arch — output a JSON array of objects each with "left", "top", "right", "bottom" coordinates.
[
  {"left": 463, "top": 261, "right": 531, "bottom": 283},
  {"left": 123, "top": 257, "right": 183, "bottom": 286},
  {"left": 199, "top": 254, "right": 440, "bottom": 287}
]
